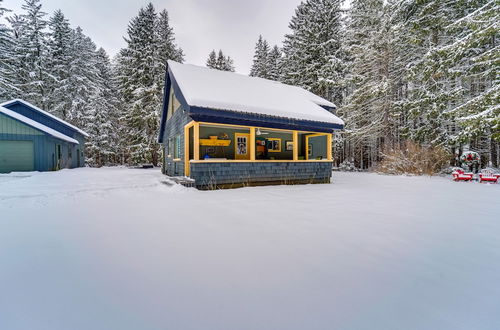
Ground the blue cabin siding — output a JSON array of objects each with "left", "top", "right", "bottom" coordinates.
[
  {"left": 0, "top": 132, "right": 76, "bottom": 172},
  {"left": 162, "top": 104, "right": 191, "bottom": 177},
  {"left": 0, "top": 102, "right": 86, "bottom": 173},
  {"left": 1, "top": 100, "right": 86, "bottom": 168}
]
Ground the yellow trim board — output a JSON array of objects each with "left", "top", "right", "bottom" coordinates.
[{"left": 190, "top": 159, "right": 332, "bottom": 163}]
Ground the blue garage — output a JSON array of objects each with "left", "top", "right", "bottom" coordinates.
[{"left": 0, "top": 99, "right": 88, "bottom": 173}]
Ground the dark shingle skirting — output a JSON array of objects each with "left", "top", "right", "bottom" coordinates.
[{"left": 190, "top": 161, "right": 332, "bottom": 190}]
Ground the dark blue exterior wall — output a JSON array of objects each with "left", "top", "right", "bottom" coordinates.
[
  {"left": 190, "top": 161, "right": 333, "bottom": 189},
  {"left": 162, "top": 104, "right": 191, "bottom": 177}
]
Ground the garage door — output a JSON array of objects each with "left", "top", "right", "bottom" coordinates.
[{"left": 0, "top": 140, "right": 34, "bottom": 173}]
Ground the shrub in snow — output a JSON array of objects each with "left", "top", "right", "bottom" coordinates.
[
  {"left": 337, "top": 160, "right": 358, "bottom": 172},
  {"left": 377, "top": 141, "right": 451, "bottom": 176}
]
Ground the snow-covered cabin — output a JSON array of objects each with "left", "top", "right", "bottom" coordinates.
[
  {"left": 0, "top": 99, "right": 88, "bottom": 173},
  {"left": 158, "top": 61, "right": 344, "bottom": 189}
]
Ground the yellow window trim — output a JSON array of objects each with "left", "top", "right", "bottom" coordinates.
[
  {"left": 267, "top": 138, "right": 281, "bottom": 152},
  {"left": 234, "top": 132, "right": 250, "bottom": 160},
  {"left": 181, "top": 121, "right": 334, "bottom": 176}
]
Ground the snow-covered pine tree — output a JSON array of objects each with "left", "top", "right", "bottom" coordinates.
[
  {"left": 154, "top": 9, "right": 184, "bottom": 108},
  {"left": 280, "top": 0, "right": 345, "bottom": 104},
  {"left": 217, "top": 50, "right": 234, "bottom": 72},
  {"left": 0, "top": 0, "right": 16, "bottom": 100},
  {"left": 249, "top": 35, "right": 270, "bottom": 78},
  {"left": 116, "top": 3, "right": 183, "bottom": 165},
  {"left": 110, "top": 52, "right": 129, "bottom": 164},
  {"left": 206, "top": 50, "right": 217, "bottom": 68},
  {"left": 46, "top": 9, "right": 72, "bottom": 118},
  {"left": 393, "top": 0, "right": 487, "bottom": 147},
  {"left": 118, "top": 3, "right": 158, "bottom": 165},
  {"left": 427, "top": 1, "right": 499, "bottom": 166},
  {"left": 67, "top": 26, "right": 99, "bottom": 126},
  {"left": 206, "top": 49, "right": 235, "bottom": 71},
  {"left": 339, "top": 0, "right": 401, "bottom": 169},
  {"left": 7, "top": 0, "right": 49, "bottom": 108},
  {"left": 85, "top": 48, "right": 118, "bottom": 167},
  {"left": 266, "top": 45, "right": 282, "bottom": 81}
]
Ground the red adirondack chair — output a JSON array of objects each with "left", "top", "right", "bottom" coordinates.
[
  {"left": 452, "top": 168, "right": 474, "bottom": 182},
  {"left": 479, "top": 168, "right": 500, "bottom": 183}
]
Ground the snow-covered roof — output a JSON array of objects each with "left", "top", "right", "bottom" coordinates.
[
  {"left": 0, "top": 106, "right": 79, "bottom": 144},
  {"left": 167, "top": 60, "right": 344, "bottom": 126},
  {"left": 0, "top": 99, "right": 89, "bottom": 137}
]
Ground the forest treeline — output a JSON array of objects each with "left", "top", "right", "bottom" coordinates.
[{"left": 1, "top": 0, "right": 498, "bottom": 168}]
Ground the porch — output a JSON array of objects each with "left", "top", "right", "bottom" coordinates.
[{"left": 181, "top": 121, "right": 334, "bottom": 189}]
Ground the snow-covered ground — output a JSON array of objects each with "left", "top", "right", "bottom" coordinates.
[{"left": 0, "top": 167, "right": 499, "bottom": 330}]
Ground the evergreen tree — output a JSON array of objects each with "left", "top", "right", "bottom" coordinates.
[
  {"left": 206, "top": 50, "right": 217, "bottom": 69},
  {"left": 421, "top": 0, "right": 499, "bottom": 165},
  {"left": 0, "top": 0, "right": 16, "bottom": 100},
  {"left": 339, "top": 0, "right": 400, "bottom": 168},
  {"left": 250, "top": 35, "right": 270, "bottom": 78},
  {"left": 266, "top": 45, "right": 282, "bottom": 81},
  {"left": 116, "top": 3, "right": 184, "bottom": 165},
  {"left": 206, "top": 49, "right": 235, "bottom": 71},
  {"left": 67, "top": 26, "right": 99, "bottom": 125},
  {"left": 85, "top": 48, "right": 118, "bottom": 166},
  {"left": 280, "top": 0, "right": 345, "bottom": 104},
  {"left": 393, "top": 0, "right": 488, "bottom": 146},
  {"left": 155, "top": 9, "right": 184, "bottom": 108},
  {"left": 46, "top": 9, "right": 72, "bottom": 118},
  {"left": 8, "top": 0, "right": 49, "bottom": 108}
]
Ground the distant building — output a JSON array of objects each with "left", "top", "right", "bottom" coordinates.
[
  {"left": 158, "top": 61, "right": 344, "bottom": 189},
  {"left": 0, "top": 99, "right": 88, "bottom": 173}
]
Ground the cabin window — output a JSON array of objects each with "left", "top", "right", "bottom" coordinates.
[
  {"left": 57, "top": 145, "right": 62, "bottom": 160},
  {"left": 174, "top": 135, "right": 181, "bottom": 159},
  {"left": 167, "top": 138, "right": 173, "bottom": 157},
  {"left": 267, "top": 138, "right": 281, "bottom": 152}
]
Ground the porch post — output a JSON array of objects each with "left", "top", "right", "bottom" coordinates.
[
  {"left": 193, "top": 122, "right": 200, "bottom": 161},
  {"left": 327, "top": 133, "right": 333, "bottom": 161},
  {"left": 293, "top": 131, "right": 298, "bottom": 161},
  {"left": 184, "top": 125, "right": 190, "bottom": 176},
  {"left": 250, "top": 127, "right": 256, "bottom": 161}
]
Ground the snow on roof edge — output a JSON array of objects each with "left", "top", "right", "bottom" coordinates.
[
  {"left": 0, "top": 99, "right": 89, "bottom": 137},
  {"left": 0, "top": 106, "right": 79, "bottom": 144}
]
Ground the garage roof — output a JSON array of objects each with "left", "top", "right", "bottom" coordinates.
[{"left": 0, "top": 106, "right": 79, "bottom": 144}]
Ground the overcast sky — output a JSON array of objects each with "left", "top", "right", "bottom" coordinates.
[{"left": 3, "top": 0, "right": 312, "bottom": 74}]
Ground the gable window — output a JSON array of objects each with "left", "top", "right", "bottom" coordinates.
[{"left": 166, "top": 87, "right": 182, "bottom": 121}]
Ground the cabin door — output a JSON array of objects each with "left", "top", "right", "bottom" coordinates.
[{"left": 235, "top": 133, "right": 250, "bottom": 160}]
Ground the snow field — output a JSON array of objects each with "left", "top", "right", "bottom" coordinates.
[{"left": 0, "top": 167, "right": 499, "bottom": 330}]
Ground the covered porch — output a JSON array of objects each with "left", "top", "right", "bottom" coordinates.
[{"left": 183, "top": 121, "right": 334, "bottom": 189}]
